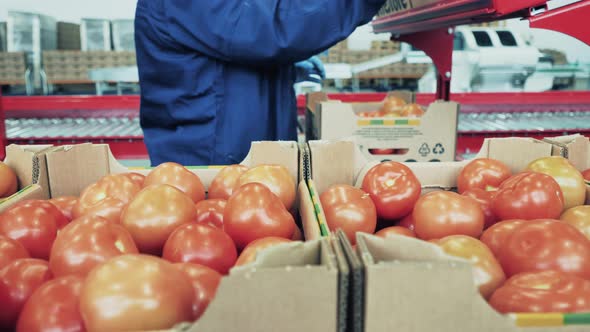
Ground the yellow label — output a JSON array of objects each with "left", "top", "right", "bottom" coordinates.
[{"left": 513, "top": 313, "right": 564, "bottom": 327}]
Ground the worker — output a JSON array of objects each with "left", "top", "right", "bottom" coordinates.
[{"left": 135, "top": 0, "right": 385, "bottom": 166}]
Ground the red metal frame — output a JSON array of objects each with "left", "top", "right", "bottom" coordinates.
[{"left": 529, "top": 0, "right": 590, "bottom": 47}]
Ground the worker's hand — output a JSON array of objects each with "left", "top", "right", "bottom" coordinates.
[{"left": 295, "top": 56, "right": 326, "bottom": 80}]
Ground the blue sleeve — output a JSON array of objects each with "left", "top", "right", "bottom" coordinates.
[{"left": 162, "top": 0, "right": 384, "bottom": 65}]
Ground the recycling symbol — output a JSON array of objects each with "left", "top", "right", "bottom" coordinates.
[
  {"left": 418, "top": 143, "right": 430, "bottom": 157},
  {"left": 433, "top": 143, "right": 445, "bottom": 154}
]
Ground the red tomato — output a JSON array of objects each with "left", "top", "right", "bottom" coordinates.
[
  {"left": 375, "top": 226, "right": 416, "bottom": 239},
  {"left": 498, "top": 219, "right": 590, "bottom": 279},
  {"left": 400, "top": 104, "right": 425, "bottom": 118},
  {"left": 235, "top": 237, "right": 293, "bottom": 266},
  {"left": 582, "top": 168, "right": 590, "bottom": 181},
  {"left": 0, "top": 200, "right": 68, "bottom": 259},
  {"left": 0, "top": 161, "right": 17, "bottom": 198},
  {"left": 398, "top": 212, "right": 415, "bottom": 231},
  {"left": 457, "top": 158, "right": 511, "bottom": 194},
  {"left": 49, "top": 215, "right": 139, "bottom": 277},
  {"left": 174, "top": 263, "right": 221, "bottom": 320},
  {"left": 73, "top": 174, "right": 141, "bottom": 219},
  {"left": 320, "top": 184, "right": 377, "bottom": 245},
  {"left": 479, "top": 219, "right": 525, "bottom": 257},
  {"left": 0, "top": 259, "right": 53, "bottom": 328},
  {"left": 492, "top": 172, "right": 564, "bottom": 221},
  {"left": 48, "top": 196, "right": 78, "bottom": 221},
  {"left": 208, "top": 165, "right": 248, "bottom": 200},
  {"left": 489, "top": 270, "right": 590, "bottom": 313},
  {"left": 195, "top": 199, "right": 226, "bottom": 228},
  {"left": 80, "top": 254, "right": 194, "bottom": 332},
  {"left": 236, "top": 164, "right": 296, "bottom": 211},
  {"left": 121, "top": 184, "right": 198, "bottom": 255},
  {"left": 144, "top": 162, "right": 205, "bottom": 203},
  {"left": 526, "top": 156, "right": 586, "bottom": 209},
  {"left": 413, "top": 191, "right": 484, "bottom": 240},
  {"left": 0, "top": 235, "right": 29, "bottom": 270},
  {"left": 361, "top": 161, "right": 421, "bottom": 220},
  {"left": 16, "top": 276, "right": 85, "bottom": 332},
  {"left": 369, "top": 148, "right": 395, "bottom": 155},
  {"left": 162, "top": 223, "right": 237, "bottom": 275},
  {"left": 123, "top": 172, "right": 146, "bottom": 187},
  {"left": 224, "top": 183, "right": 295, "bottom": 250},
  {"left": 291, "top": 225, "right": 303, "bottom": 241},
  {"left": 79, "top": 197, "right": 126, "bottom": 224},
  {"left": 561, "top": 205, "right": 590, "bottom": 240},
  {"left": 463, "top": 189, "right": 497, "bottom": 229},
  {"left": 433, "top": 235, "right": 505, "bottom": 299},
  {"left": 381, "top": 96, "right": 406, "bottom": 113}
]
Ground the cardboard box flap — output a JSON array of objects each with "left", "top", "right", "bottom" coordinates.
[
  {"left": 485, "top": 138, "right": 553, "bottom": 173},
  {"left": 4, "top": 144, "right": 53, "bottom": 189},
  {"left": 306, "top": 91, "right": 330, "bottom": 115},
  {"left": 309, "top": 140, "right": 361, "bottom": 195},
  {"left": 299, "top": 181, "right": 323, "bottom": 241},
  {"left": 543, "top": 134, "right": 590, "bottom": 171},
  {"left": 244, "top": 141, "right": 299, "bottom": 185}
]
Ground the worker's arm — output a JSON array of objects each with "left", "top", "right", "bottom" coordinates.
[{"left": 160, "top": 0, "right": 384, "bottom": 65}]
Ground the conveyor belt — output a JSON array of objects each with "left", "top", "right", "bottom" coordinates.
[
  {"left": 458, "top": 111, "right": 590, "bottom": 133},
  {"left": 5, "top": 117, "right": 142, "bottom": 139}
]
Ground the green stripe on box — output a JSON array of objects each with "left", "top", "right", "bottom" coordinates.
[
  {"left": 395, "top": 119, "right": 409, "bottom": 125},
  {"left": 564, "top": 313, "right": 590, "bottom": 325},
  {"left": 370, "top": 119, "right": 384, "bottom": 125}
]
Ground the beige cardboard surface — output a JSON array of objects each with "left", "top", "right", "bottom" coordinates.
[{"left": 299, "top": 181, "right": 323, "bottom": 241}]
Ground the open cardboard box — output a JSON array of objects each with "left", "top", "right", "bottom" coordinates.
[{"left": 305, "top": 91, "right": 459, "bottom": 163}]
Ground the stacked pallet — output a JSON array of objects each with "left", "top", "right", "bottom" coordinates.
[
  {"left": 361, "top": 63, "right": 430, "bottom": 78},
  {"left": 0, "top": 52, "right": 27, "bottom": 85},
  {"left": 43, "top": 50, "right": 136, "bottom": 83}
]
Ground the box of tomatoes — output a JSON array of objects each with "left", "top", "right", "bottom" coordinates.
[
  {"left": 0, "top": 141, "right": 354, "bottom": 332},
  {"left": 306, "top": 134, "right": 590, "bottom": 332},
  {"left": 305, "top": 91, "right": 459, "bottom": 163}
]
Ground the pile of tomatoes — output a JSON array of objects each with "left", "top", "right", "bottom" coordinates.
[
  {"left": 0, "top": 162, "right": 300, "bottom": 332},
  {"left": 357, "top": 95, "right": 425, "bottom": 118},
  {"left": 320, "top": 156, "right": 590, "bottom": 313}
]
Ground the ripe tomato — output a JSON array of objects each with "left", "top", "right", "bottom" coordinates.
[
  {"left": 526, "top": 156, "right": 586, "bottom": 209},
  {"left": 560, "top": 205, "right": 590, "bottom": 240},
  {"left": 162, "top": 223, "right": 237, "bottom": 275},
  {"left": 236, "top": 164, "right": 296, "bottom": 211},
  {"left": 292, "top": 225, "right": 303, "bottom": 241},
  {"left": 369, "top": 148, "right": 395, "bottom": 155},
  {"left": 400, "top": 104, "right": 425, "bottom": 118},
  {"left": 144, "top": 162, "right": 205, "bottom": 203},
  {"left": 49, "top": 215, "right": 139, "bottom": 277},
  {"left": 479, "top": 219, "right": 525, "bottom": 257},
  {"left": 497, "top": 219, "right": 590, "bottom": 279},
  {"left": 195, "top": 199, "right": 226, "bottom": 228},
  {"left": 0, "top": 235, "right": 29, "bottom": 270},
  {"left": 208, "top": 165, "right": 248, "bottom": 200},
  {"left": 463, "top": 189, "right": 497, "bottom": 228},
  {"left": 16, "top": 276, "right": 85, "bottom": 332},
  {"left": 74, "top": 174, "right": 140, "bottom": 219},
  {"left": 582, "top": 168, "right": 590, "bottom": 181},
  {"left": 398, "top": 212, "right": 415, "bottom": 231},
  {"left": 489, "top": 270, "right": 590, "bottom": 313},
  {"left": 375, "top": 226, "right": 416, "bottom": 239},
  {"left": 48, "top": 196, "right": 78, "bottom": 221},
  {"left": 0, "top": 259, "right": 53, "bottom": 328},
  {"left": 433, "top": 235, "right": 505, "bottom": 299},
  {"left": 320, "top": 184, "right": 377, "bottom": 245},
  {"left": 224, "top": 183, "right": 295, "bottom": 250},
  {"left": 121, "top": 184, "right": 198, "bottom": 255},
  {"left": 457, "top": 158, "right": 511, "bottom": 194},
  {"left": 78, "top": 197, "right": 126, "bottom": 224},
  {"left": 413, "top": 191, "right": 484, "bottom": 240},
  {"left": 0, "top": 161, "right": 17, "bottom": 198},
  {"left": 123, "top": 172, "right": 146, "bottom": 187},
  {"left": 0, "top": 200, "right": 68, "bottom": 259},
  {"left": 235, "top": 237, "right": 293, "bottom": 266},
  {"left": 361, "top": 161, "right": 421, "bottom": 220},
  {"left": 80, "top": 254, "right": 194, "bottom": 331},
  {"left": 174, "top": 263, "right": 221, "bottom": 320},
  {"left": 381, "top": 95, "right": 406, "bottom": 113},
  {"left": 492, "top": 172, "right": 564, "bottom": 221}
]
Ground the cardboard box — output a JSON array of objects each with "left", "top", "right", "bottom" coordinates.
[{"left": 306, "top": 91, "right": 459, "bottom": 163}]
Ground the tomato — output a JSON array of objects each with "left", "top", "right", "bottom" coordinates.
[
  {"left": 582, "top": 168, "right": 590, "bottom": 181},
  {"left": 78, "top": 197, "right": 126, "bottom": 224},
  {"left": 560, "top": 205, "right": 590, "bottom": 240},
  {"left": 74, "top": 174, "right": 140, "bottom": 219},
  {"left": 526, "top": 156, "right": 586, "bottom": 209},
  {"left": 80, "top": 254, "right": 194, "bottom": 331},
  {"left": 413, "top": 191, "right": 484, "bottom": 240},
  {"left": 121, "top": 184, "right": 198, "bottom": 255},
  {"left": 497, "top": 219, "right": 590, "bottom": 279},
  {"left": 361, "top": 161, "right": 421, "bottom": 220},
  {"left": 492, "top": 172, "right": 564, "bottom": 221},
  {"left": 0, "top": 200, "right": 68, "bottom": 259},
  {"left": 479, "top": 219, "right": 525, "bottom": 257},
  {"left": 144, "top": 162, "right": 205, "bottom": 203},
  {"left": 173, "top": 263, "right": 221, "bottom": 320},
  {"left": 0, "top": 259, "right": 53, "bottom": 328},
  {"left": 398, "top": 212, "right": 415, "bottom": 231},
  {"left": 49, "top": 196, "right": 78, "bottom": 221},
  {"left": 489, "top": 270, "right": 590, "bottom": 313},
  {"left": 291, "top": 225, "right": 303, "bottom": 241},
  {"left": 162, "top": 223, "right": 237, "bottom": 275},
  {"left": 375, "top": 226, "right": 416, "bottom": 239},
  {"left": 195, "top": 199, "right": 226, "bottom": 228},
  {"left": 16, "top": 276, "right": 85, "bottom": 332},
  {"left": 369, "top": 148, "right": 395, "bottom": 155},
  {"left": 320, "top": 185, "right": 377, "bottom": 245},
  {"left": 463, "top": 189, "right": 497, "bottom": 228},
  {"left": 50, "top": 215, "right": 139, "bottom": 277},
  {"left": 236, "top": 164, "right": 296, "bottom": 211},
  {"left": 208, "top": 165, "right": 249, "bottom": 200},
  {"left": 400, "top": 104, "right": 425, "bottom": 118},
  {"left": 433, "top": 235, "right": 505, "bottom": 299},
  {"left": 457, "top": 158, "right": 511, "bottom": 194},
  {"left": 0, "top": 161, "right": 17, "bottom": 198},
  {"left": 382, "top": 111, "right": 402, "bottom": 118},
  {"left": 235, "top": 237, "right": 293, "bottom": 267},
  {"left": 381, "top": 95, "right": 406, "bottom": 113},
  {"left": 123, "top": 172, "right": 146, "bottom": 187},
  {"left": 0, "top": 235, "right": 29, "bottom": 270},
  {"left": 224, "top": 183, "right": 295, "bottom": 250}
]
